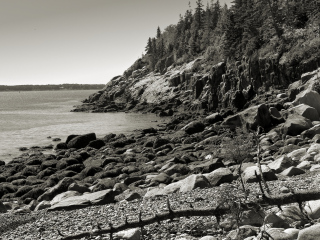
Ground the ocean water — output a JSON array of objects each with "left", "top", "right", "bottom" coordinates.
[{"left": 0, "top": 90, "right": 163, "bottom": 163}]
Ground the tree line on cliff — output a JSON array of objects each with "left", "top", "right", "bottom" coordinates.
[{"left": 141, "top": 0, "right": 319, "bottom": 73}]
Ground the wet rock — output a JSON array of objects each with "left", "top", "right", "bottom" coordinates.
[
  {"left": 37, "top": 177, "right": 75, "bottom": 201},
  {"left": 68, "top": 182, "right": 90, "bottom": 193},
  {"left": 65, "top": 164, "right": 85, "bottom": 173},
  {"left": 0, "top": 183, "right": 17, "bottom": 199},
  {"left": 41, "top": 160, "right": 59, "bottom": 170},
  {"left": 15, "top": 186, "right": 33, "bottom": 198},
  {"left": 67, "top": 133, "right": 96, "bottom": 149},
  {"left": 182, "top": 121, "right": 205, "bottom": 135},
  {"left": 55, "top": 142, "right": 68, "bottom": 150},
  {"left": 149, "top": 172, "right": 172, "bottom": 185},
  {"left": 153, "top": 138, "right": 170, "bottom": 149},
  {"left": 91, "top": 178, "right": 116, "bottom": 192},
  {"left": 80, "top": 166, "right": 103, "bottom": 177},
  {"left": 56, "top": 158, "right": 79, "bottom": 170},
  {"left": 163, "top": 164, "right": 190, "bottom": 176},
  {"left": 87, "top": 139, "right": 105, "bottom": 149},
  {"left": 37, "top": 167, "right": 57, "bottom": 179}
]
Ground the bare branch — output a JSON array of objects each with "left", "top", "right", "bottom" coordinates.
[{"left": 61, "top": 189, "right": 320, "bottom": 239}]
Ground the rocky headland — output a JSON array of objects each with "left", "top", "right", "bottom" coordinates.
[
  {"left": 1, "top": 60, "right": 320, "bottom": 239},
  {"left": 1, "top": 0, "right": 320, "bottom": 238}
]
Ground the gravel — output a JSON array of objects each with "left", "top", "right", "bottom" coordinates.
[{"left": 1, "top": 172, "right": 320, "bottom": 240}]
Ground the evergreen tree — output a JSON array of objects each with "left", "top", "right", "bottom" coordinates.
[
  {"left": 211, "top": 0, "right": 221, "bottom": 30},
  {"left": 157, "top": 26, "right": 161, "bottom": 39},
  {"left": 145, "top": 37, "right": 153, "bottom": 54},
  {"left": 194, "top": 0, "right": 205, "bottom": 31}
]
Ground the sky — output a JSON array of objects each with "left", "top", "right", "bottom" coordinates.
[{"left": 0, "top": 0, "right": 232, "bottom": 86}]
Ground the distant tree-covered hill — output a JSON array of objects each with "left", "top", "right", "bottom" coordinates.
[{"left": 0, "top": 84, "right": 106, "bottom": 92}]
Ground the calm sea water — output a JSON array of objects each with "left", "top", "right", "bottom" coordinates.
[{"left": 0, "top": 90, "right": 163, "bottom": 163}]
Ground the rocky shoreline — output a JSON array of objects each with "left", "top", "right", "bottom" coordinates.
[{"left": 1, "top": 67, "right": 320, "bottom": 239}]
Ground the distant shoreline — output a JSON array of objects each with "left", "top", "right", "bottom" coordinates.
[{"left": 0, "top": 84, "right": 105, "bottom": 92}]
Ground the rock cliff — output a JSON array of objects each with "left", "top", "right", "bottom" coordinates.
[{"left": 73, "top": 54, "right": 320, "bottom": 116}]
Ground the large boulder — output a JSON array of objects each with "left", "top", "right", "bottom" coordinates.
[
  {"left": 222, "top": 104, "right": 271, "bottom": 130},
  {"left": 205, "top": 113, "right": 223, "bottom": 125},
  {"left": 304, "top": 199, "right": 320, "bottom": 220},
  {"left": 297, "top": 223, "right": 320, "bottom": 240},
  {"left": 288, "top": 104, "right": 319, "bottom": 122},
  {"left": 50, "top": 191, "right": 82, "bottom": 205},
  {"left": 163, "top": 164, "right": 190, "bottom": 176},
  {"left": 282, "top": 114, "right": 312, "bottom": 136},
  {"left": 263, "top": 228, "right": 299, "bottom": 240},
  {"left": 302, "top": 124, "right": 320, "bottom": 139},
  {"left": 190, "top": 158, "right": 225, "bottom": 174},
  {"left": 293, "top": 90, "right": 320, "bottom": 115},
  {"left": 242, "top": 165, "right": 277, "bottom": 183},
  {"left": 182, "top": 121, "right": 205, "bottom": 134},
  {"left": 67, "top": 133, "right": 96, "bottom": 149},
  {"left": 280, "top": 166, "right": 305, "bottom": 176},
  {"left": 203, "top": 168, "right": 233, "bottom": 186},
  {"left": 179, "top": 174, "right": 211, "bottom": 192},
  {"left": 37, "top": 177, "right": 75, "bottom": 201},
  {"left": 48, "top": 189, "right": 118, "bottom": 211},
  {"left": 268, "top": 156, "right": 294, "bottom": 173}
]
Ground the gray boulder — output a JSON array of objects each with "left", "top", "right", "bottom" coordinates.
[
  {"left": 293, "top": 90, "right": 320, "bottom": 115},
  {"left": 289, "top": 104, "right": 319, "bottom": 121},
  {"left": 222, "top": 104, "right": 271, "bottom": 130},
  {"left": 283, "top": 114, "right": 312, "bottom": 136},
  {"left": 203, "top": 168, "right": 233, "bottom": 186},
  {"left": 37, "top": 177, "right": 75, "bottom": 201},
  {"left": 179, "top": 174, "right": 211, "bottom": 192},
  {"left": 242, "top": 165, "right": 277, "bottom": 183},
  {"left": 268, "top": 156, "right": 294, "bottom": 173},
  {"left": 67, "top": 133, "right": 96, "bottom": 149},
  {"left": 182, "top": 121, "right": 205, "bottom": 134}
]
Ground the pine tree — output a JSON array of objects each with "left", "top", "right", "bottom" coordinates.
[
  {"left": 157, "top": 26, "right": 161, "bottom": 39},
  {"left": 211, "top": 0, "right": 221, "bottom": 30},
  {"left": 194, "top": 0, "right": 205, "bottom": 31},
  {"left": 145, "top": 37, "right": 153, "bottom": 54}
]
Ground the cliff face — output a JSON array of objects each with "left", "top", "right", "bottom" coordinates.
[{"left": 73, "top": 54, "right": 320, "bottom": 115}]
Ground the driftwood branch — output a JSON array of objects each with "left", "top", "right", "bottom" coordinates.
[{"left": 60, "top": 190, "right": 320, "bottom": 240}]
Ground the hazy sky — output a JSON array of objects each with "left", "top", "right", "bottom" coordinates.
[{"left": 0, "top": 0, "right": 232, "bottom": 86}]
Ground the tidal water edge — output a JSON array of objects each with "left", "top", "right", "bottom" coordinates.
[{"left": 0, "top": 90, "right": 162, "bottom": 163}]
